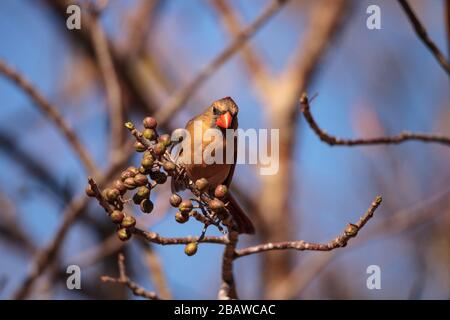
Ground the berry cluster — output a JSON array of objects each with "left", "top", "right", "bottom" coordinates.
[{"left": 86, "top": 116, "right": 234, "bottom": 256}]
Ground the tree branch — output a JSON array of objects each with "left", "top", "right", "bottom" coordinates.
[
  {"left": 235, "top": 196, "right": 382, "bottom": 258},
  {"left": 275, "top": 187, "right": 450, "bottom": 299},
  {"left": 101, "top": 253, "right": 159, "bottom": 300},
  {"left": 397, "top": 0, "right": 450, "bottom": 76},
  {"left": 218, "top": 228, "right": 239, "bottom": 300},
  {"left": 300, "top": 93, "right": 450, "bottom": 146}
]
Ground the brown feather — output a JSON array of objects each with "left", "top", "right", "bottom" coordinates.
[{"left": 170, "top": 98, "right": 255, "bottom": 234}]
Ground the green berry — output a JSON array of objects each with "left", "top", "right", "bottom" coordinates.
[
  {"left": 110, "top": 210, "right": 124, "bottom": 224},
  {"left": 209, "top": 199, "right": 225, "bottom": 211},
  {"left": 153, "top": 172, "right": 167, "bottom": 184},
  {"left": 158, "top": 134, "right": 171, "bottom": 147},
  {"left": 153, "top": 143, "right": 166, "bottom": 156},
  {"left": 179, "top": 200, "right": 193, "bottom": 213},
  {"left": 123, "top": 177, "right": 137, "bottom": 190},
  {"left": 143, "top": 128, "right": 156, "bottom": 140},
  {"left": 126, "top": 166, "right": 139, "bottom": 177},
  {"left": 141, "top": 156, "right": 155, "bottom": 170},
  {"left": 175, "top": 211, "right": 189, "bottom": 224},
  {"left": 105, "top": 188, "right": 120, "bottom": 202},
  {"left": 162, "top": 161, "right": 176, "bottom": 172},
  {"left": 169, "top": 194, "right": 182, "bottom": 207},
  {"left": 120, "top": 170, "right": 133, "bottom": 181},
  {"left": 134, "top": 173, "right": 148, "bottom": 186},
  {"left": 214, "top": 185, "right": 228, "bottom": 198},
  {"left": 134, "top": 141, "right": 147, "bottom": 152},
  {"left": 184, "top": 242, "right": 198, "bottom": 256},
  {"left": 137, "top": 186, "right": 150, "bottom": 199},
  {"left": 133, "top": 193, "right": 143, "bottom": 205},
  {"left": 113, "top": 180, "right": 127, "bottom": 195},
  {"left": 117, "top": 228, "right": 132, "bottom": 241},
  {"left": 140, "top": 199, "right": 154, "bottom": 213},
  {"left": 121, "top": 216, "right": 136, "bottom": 229},
  {"left": 195, "top": 178, "right": 209, "bottom": 191}
]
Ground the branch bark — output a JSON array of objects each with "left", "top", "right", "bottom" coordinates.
[
  {"left": 101, "top": 253, "right": 159, "bottom": 300},
  {"left": 300, "top": 93, "right": 450, "bottom": 146},
  {"left": 236, "top": 196, "right": 381, "bottom": 257},
  {"left": 398, "top": 0, "right": 450, "bottom": 76}
]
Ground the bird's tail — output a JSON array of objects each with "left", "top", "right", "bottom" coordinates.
[{"left": 227, "top": 193, "right": 255, "bottom": 234}]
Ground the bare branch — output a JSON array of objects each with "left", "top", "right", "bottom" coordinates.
[
  {"left": 276, "top": 187, "right": 450, "bottom": 299},
  {"left": 0, "top": 59, "right": 97, "bottom": 174},
  {"left": 300, "top": 93, "right": 450, "bottom": 146},
  {"left": 134, "top": 229, "right": 228, "bottom": 245},
  {"left": 398, "top": 0, "right": 450, "bottom": 76},
  {"left": 235, "top": 196, "right": 382, "bottom": 258},
  {"left": 218, "top": 229, "right": 239, "bottom": 300},
  {"left": 101, "top": 253, "right": 159, "bottom": 300}
]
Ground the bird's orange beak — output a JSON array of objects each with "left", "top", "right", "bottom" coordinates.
[{"left": 216, "top": 112, "right": 232, "bottom": 129}]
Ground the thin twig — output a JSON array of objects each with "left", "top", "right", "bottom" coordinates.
[
  {"left": 275, "top": 187, "right": 450, "bottom": 299},
  {"left": 235, "top": 196, "right": 382, "bottom": 258},
  {"left": 101, "top": 253, "right": 159, "bottom": 300},
  {"left": 397, "top": 0, "right": 450, "bottom": 76},
  {"left": 134, "top": 229, "right": 228, "bottom": 245},
  {"left": 300, "top": 93, "right": 450, "bottom": 146},
  {"left": 218, "top": 228, "right": 239, "bottom": 300},
  {"left": 154, "top": 0, "right": 290, "bottom": 124},
  {"left": 0, "top": 59, "right": 97, "bottom": 174}
]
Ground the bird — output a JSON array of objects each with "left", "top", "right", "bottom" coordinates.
[{"left": 171, "top": 97, "right": 255, "bottom": 234}]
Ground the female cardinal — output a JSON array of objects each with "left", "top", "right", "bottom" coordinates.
[{"left": 171, "top": 97, "right": 255, "bottom": 234}]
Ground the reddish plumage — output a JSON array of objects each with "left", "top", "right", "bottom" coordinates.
[{"left": 172, "top": 97, "right": 255, "bottom": 234}]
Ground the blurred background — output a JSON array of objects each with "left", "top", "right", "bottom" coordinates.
[{"left": 0, "top": 0, "right": 449, "bottom": 299}]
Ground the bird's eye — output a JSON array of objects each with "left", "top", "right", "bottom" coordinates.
[{"left": 212, "top": 106, "right": 220, "bottom": 114}]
